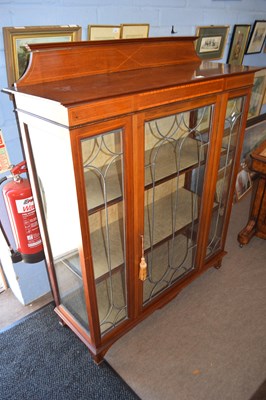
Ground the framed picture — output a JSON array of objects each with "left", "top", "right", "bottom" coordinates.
[
  {"left": 227, "top": 25, "right": 251, "bottom": 65},
  {"left": 235, "top": 165, "right": 252, "bottom": 202},
  {"left": 195, "top": 25, "right": 229, "bottom": 60},
  {"left": 248, "top": 69, "right": 266, "bottom": 120},
  {"left": 88, "top": 25, "right": 121, "bottom": 41},
  {"left": 246, "top": 20, "right": 266, "bottom": 54},
  {"left": 120, "top": 23, "right": 149, "bottom": 39},
  {"left": 241, "top": 120, "right": 266, "bottom": 164},
  {"left": 3, "top": 25, "right": 82, "bottom": 87}
]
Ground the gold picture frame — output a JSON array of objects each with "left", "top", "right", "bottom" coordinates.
[
  {"left": 120, "top": 23, "right": 149, "bottom": 39},
  {"left": 195, "top": 25, "right": 229, "bottom": 60},
  {"left": 227, "top": 25, "right": 251, "bottom": 65},
  {"left": 88, "top": 25, "right": 121, "bottom": 41},
  {"left": 3, "top": 25, "right": 82, "bottom": 87}
]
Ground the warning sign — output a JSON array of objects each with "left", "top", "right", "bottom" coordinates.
[{"left": 0, "top": 129, "right": 11, "bottom": 173}]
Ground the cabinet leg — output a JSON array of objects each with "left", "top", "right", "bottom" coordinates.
[
  {"left": 58, "top": 318, "right": 66, "bottom": 327},
  {"left": 237, "top": 219, "right": 256, "bottom": 247},
  {"left": 238, "top": 177, "right": 265, "bottom": 246},
  {"left": 92, "top": 350, "right": 107, "bottom": 365},
  {"left": 214, "top": 260, "right": 222, "bottom": 270}
]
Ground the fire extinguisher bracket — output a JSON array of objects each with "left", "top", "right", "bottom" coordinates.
[{"left": 11, "top": 250, "right": 23, "bottom": 263}]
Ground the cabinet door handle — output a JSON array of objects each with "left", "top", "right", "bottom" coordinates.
[{"left": 139, "top": 234, "right": 147, "bottom": 281}]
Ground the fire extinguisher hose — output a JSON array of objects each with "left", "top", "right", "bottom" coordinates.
[
  {"left": 0, "top": 176, "right": 7, "bottom": 185},
  {"left": 0, "top": 175, "right": 22, "bottom": 262},
  {"left": 0, "top": 177, "right": 9, "bottom": 243}
]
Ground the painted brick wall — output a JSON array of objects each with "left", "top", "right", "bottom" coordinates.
[
  {"left": 0, "top": 0, "right": 265, "bottom": 303},
  {"left": 0, "top": 0, "right": 266, "bottom": 165}
]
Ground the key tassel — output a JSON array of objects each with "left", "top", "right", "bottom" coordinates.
[
  {"left": 139, "top": 257, "right": 147, "bottom": 281},
  {"left": 139, "top": 234, "right": 147, "bottom": 281}
]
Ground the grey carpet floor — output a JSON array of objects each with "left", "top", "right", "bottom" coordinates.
[
  {"left": 0, "top": 303, "right": 140, "bottom": 400},
  {"left": 106, "top": 193, "right": 266, "bottom": 400}
]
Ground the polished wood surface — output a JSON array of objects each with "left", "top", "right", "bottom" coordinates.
[
  {"left": 238, "top": 140, "right": 266, "bottom": 245},
  {"left": 13, "top": 38, "right": 256, "bottom": 105},
  {"left": 8, "top": 38, "right": 257, "bottom": 129},
  {"left": 6, "top": 37, "right": 259, "bottom": 363},
  {"left": 16, "top": 37, "right": 201, "bottom": 86}
]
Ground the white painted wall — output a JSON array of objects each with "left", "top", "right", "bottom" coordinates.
[{"left": 0, "top": 0, "right": 265, "bottom": 303}]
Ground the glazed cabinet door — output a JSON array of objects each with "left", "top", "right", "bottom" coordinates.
[
  {"left": 74, "top": 117, "right": 134, "bottom": 341},
  {"left": 136, "top": 100, "right": 218, "bottom": 307},
  {"left": 205, "top": 94, "right": 248, "bottom": 261},
  {"left": 137, "top": 92, "right": 249, "bottom": 307},
  {"left": 78, "top": 120, "right": 132, "bottom": 336},
  {"left": 21, "top": 115, "right": 134, "bottom": 348},
  {"left": 20, "top": 118, "right": 91, "bottom": 331}
]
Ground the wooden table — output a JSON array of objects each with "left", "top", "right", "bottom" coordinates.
[{"left": 238, "top": 140, "right": 266, "bottom": 246}]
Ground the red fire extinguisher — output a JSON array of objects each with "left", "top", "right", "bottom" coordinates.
[{"left": 0, "top": 161, "right": 44, "bottom": 264}]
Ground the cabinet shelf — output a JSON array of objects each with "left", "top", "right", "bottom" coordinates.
[
  {"left": 144, "top": 187, "right": 199, "bottom": 250},
  {"left": 85, "top": 137, "right": 204, "bottom": 214},
  {"left": 57, "top": 187, "right": 199, "bottom": 284},
  {"left": 145, "top": 137, "right": 204, "bottom": 187},
  {"left": 84, "top": 165, "right": 123, "bottom": 214},
  {"left": 56, "top": 221, "right": 125, "bottom": 283}
]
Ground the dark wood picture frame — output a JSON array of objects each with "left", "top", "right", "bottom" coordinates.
[
  {"left": 227, "top": 25, "right": 251, "bottom": 65},
  {"left": 195, "top": 25, "right": 229, "bottom": 60},
  {"left": 246, "top": 20, "right": 266, "bottom": 54}
]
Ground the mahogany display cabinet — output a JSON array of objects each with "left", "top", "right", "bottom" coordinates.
[{"left": 4, "top": 37, "right": 259, "bottom": 363}]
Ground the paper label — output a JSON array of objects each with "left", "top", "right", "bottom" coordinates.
[{"left": 15, "top": 197, "right": 35, "bottom": 214}]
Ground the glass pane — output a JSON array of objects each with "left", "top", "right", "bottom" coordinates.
[
  {"left": 206, "top": 97, "right": 245, "bottom": 257},
  {"left": 27, "top": 125, "right": 89, "bottom": 331},
  {"left": 143, "top": 105, "right": 213, "bottom": 305},
  {"left": 82, "top": 129, "right": 127, "bottom": 334},
  {"left": 56, "top": 260, "right": 88, "bottom": 327}
]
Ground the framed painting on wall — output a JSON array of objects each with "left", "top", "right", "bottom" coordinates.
[
  {"left": 120, "top": 23, "right": 149, "bottom": 39},
  {"left": 3, "top": 25, "right": 82, "bottom": 87},
  {"left": 88, "top": 25, "right": 121, "bottom": 41},
  {"left": 248, "top": 69, "right": 266, "bottom": 120},
  {"left": 195, "top": 25, "right": 229, "bottom": 60},
  {"left": 246, "top": 20, "right": 266, "bottom": 54},
  {"left": 241, "top": 120, "right": 266, "bottom": 164},
  {"left": 227, "top": 25, "right": 251, "bottom": 65}
]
